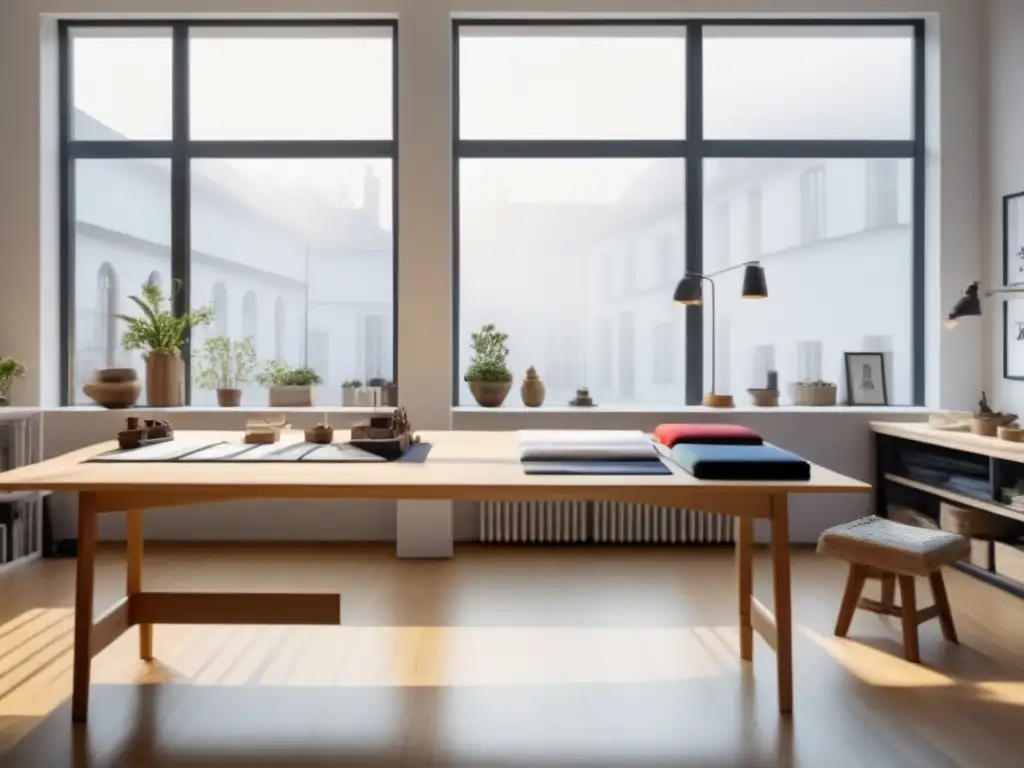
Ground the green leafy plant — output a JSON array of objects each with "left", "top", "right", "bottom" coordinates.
[
  {"left": 257, "top": 362, "right": 323, "bottom": 388},
  {"left": 464, "top": 323, "right": 512, "bottom": 382},
  {"left": 117, "top": 280, "right": 213, "bottom": 358},
  {"left": 342, "top": 380, "right": 364, "bottom": 388},
  {"left": 194, "top": 336, "right": 257, "bottom": 390},
  {"left": 0, "top": 357, "right": 26, "bottom": 394}
]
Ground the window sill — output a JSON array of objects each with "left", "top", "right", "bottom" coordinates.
[
  {"left": 452, "top": 405, "right": 933, "bottom": 414},
  {"left": 45, "top": 406, "right": 396, "bottom": 414}
]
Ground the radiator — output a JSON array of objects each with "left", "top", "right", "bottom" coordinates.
[{"left": 479, "top": 501, "right": 735, "bottom": 544}]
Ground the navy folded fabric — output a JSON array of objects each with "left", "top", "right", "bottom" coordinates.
[
  {"left": 670, "top": 443, "right": 811, "bottom": 481},
  {"left": 522, "top": 460, "right": 672, "bottom": 475}
]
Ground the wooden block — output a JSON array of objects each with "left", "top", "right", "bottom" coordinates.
[
  {"left": 888, "top": 504, "right": 938, "bottom": 529},
  {"left": 994, "top": 543, "right": 1024, "bottom": 583},
  {"left": 940, "top": 503, "right": 1015, "bottom": 539}
]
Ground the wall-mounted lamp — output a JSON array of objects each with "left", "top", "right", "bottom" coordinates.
[
  {"left": 674, "top": 261, "right": 768, "bottom": 408},
  {"left": 947, "top": 281, "right": 1024, "bottom": 328}
]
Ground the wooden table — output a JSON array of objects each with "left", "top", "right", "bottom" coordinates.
[{"left": 0, "top": 429, "right": 868, "bottom": 721}]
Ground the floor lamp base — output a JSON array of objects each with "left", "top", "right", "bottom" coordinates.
[{"left": 703, "top": 393, "right": 735, "bottom": 408}]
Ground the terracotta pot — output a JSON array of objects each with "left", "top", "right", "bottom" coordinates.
[
  {"left": 520, "top": 366, "right": 545, "bottom": 407},
  {"left": 217, "top": 388, "right": 242, "bottom": 407},
  {"left": 145, "top": 353, "right": 184, "bottom": 407},
  {"left": 84, "top": 368, "right": 141, "bottom": 409},
  {"left": 468, "top": 380, "right": 511, "bottom": 408},
  {"left": 269, "top": 385, "right": 312, "bottom": 407}
]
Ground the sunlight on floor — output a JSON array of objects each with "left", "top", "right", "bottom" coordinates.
[
  {"left": 2, "top": 608, "right": 741, "bottom": 724},
  {"left": 801, "top": 626, "right": 956, "bottom": 688}
]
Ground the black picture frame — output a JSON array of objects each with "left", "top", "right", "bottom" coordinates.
[
  {"left": 1003, "top": 191, "right": 1024, "bottom": 380},
  {"left": 1003, "top": 190, "right": 1024, "bottom": 286},
  {"left": 844, "top": 352, "right": 888, "bottom": 406},
  {"left": 1003, "top": 299, "right": 1024, "bottom": 380}
]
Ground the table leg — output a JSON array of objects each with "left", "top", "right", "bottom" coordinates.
[
  {"left": 770, "top": 494, "right": 793, "bottom": 714},
  {"left": 736, "top": 516, "right": 754, "bottom": 661},
  {"left": 72, "top": 495, "right": 98, "bottom": 723},
  {"left": 126, "top": 509, "right": 152, "bottom": 660}
]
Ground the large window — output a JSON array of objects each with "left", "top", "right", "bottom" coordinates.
[
  {"left": 455, "top": 25, "right": 689, "bottom": 407},
  {"left": 455, "top": 21, "right": 924, "bottom": 405},
  {"left": 61, "top": 22, "right": 396, "bottom": 405}
]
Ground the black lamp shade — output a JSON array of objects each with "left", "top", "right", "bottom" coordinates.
[
  {"left": 673, "top": 275, "right": 703, "bottom": 305},
  {"left": 741, "top": 263, "right": 768, "bottom": 299},
  {"left": 947, "top": 282, "right": 981, "bottom": 323}
]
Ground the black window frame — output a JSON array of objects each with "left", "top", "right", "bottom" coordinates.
[
  {"left": 452, "top": 18, "right": 927, "bottom": 406},
  {"left": 58, "top": 19, "right": 399, "bottom": 405}
]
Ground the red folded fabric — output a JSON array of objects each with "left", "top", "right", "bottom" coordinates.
[{"left": 654, "top": 423, "right": 763, "bottom": 447}]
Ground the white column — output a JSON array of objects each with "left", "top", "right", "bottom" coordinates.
[{"left": 395, "top": 2, "right": 454, "bottom": 557}]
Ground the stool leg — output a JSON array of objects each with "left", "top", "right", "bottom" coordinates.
[
  {"left": 928, "top": 571, "right": 959, "bottom": 644},
  {"left": 879, "top": 572, "right": 896, "bottom": 608},
  {"left": 898, "top": 575, "right": 920, "bottom": 663},
  {"left": 835, "top": 563, "right": 868, "bottom": 637}
]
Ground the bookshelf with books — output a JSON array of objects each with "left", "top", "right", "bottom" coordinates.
[{"left": 0, "top": 409, "right": 43, "bottom": 572}]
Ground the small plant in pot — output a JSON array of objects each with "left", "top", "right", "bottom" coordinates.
[
  {"left": 0, "top": 357, "right": 26, "bottom": 407},
  {"left": 258, "top": 362, "right": 322, "bottom": 407},
  {"left": 118, "top": 280, "right": 213, "bottom": 407},
  {"left": 342, "top": 380, "right": 364, "bottom": 407},
  {"left": 195, "top": 336, "right": 257, "bottom": 407},
  {"left": 464, "top": 323, "right": 513, "bottom": 407}
]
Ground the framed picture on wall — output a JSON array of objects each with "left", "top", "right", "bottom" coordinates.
[
  {"left": 1004, "top": 191, "right": 1024, "bottom": 286},
  {"left": 1003, "top": 299, "right": 1024, "bottom": 380},
  {"left": 844, "top": 352, "right": 888, "bottom": 406}
]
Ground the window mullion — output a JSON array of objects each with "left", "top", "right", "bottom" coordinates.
[{"left": 170, "top": 21, "right": 192, "bottom": 402}]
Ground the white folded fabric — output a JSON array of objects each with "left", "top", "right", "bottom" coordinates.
[{"left": 517, "top": 429, "right": 657, "bottom": 462}]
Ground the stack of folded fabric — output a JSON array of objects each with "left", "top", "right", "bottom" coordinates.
[
  {"left": 518, "top": 430, "right": 671, "bottom": 475},
  {"left": 655, "top": 423, "right": 811, "bottom": 481}
]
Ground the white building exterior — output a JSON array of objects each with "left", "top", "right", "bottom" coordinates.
[{"left": 73, "top": 111, "right": 393, "bottom": 406}]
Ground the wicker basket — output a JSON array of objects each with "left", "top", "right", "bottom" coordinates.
[{"left": 791, "top": 383, "right": 837, "bottom": 407}]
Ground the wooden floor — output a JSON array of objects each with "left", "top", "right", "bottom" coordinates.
[{"left": 1, "top": 545, "right": 1022, "bottom": 767}]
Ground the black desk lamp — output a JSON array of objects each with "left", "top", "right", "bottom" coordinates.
[
  {"left": 947, "top": 281, "right": 1024, "bottom": 328},
  {"left": 674, "top": 261, "right": 768, "bottom": 408}
]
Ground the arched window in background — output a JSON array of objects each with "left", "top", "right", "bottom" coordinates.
[
  {"left": 96, "top": 263, "right": 118, "bottom": 368},
  {"left": 274, "top": 296, "right": 286, "bottom": 363},
  {"left": 242, "top": 290, "right": 258, "bottom": 354},
  {"left": 211, "top": 281, "right": 228, "bottom": 337}
]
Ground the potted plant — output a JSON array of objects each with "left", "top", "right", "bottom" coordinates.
[
  {"left": 195, "top": 336, "right": 257, "bottom": 407},
  {"left": 0, "top": 357, "right": 26, "bottom": 407},
  {"left": 258, "top": 362, "right": 322, "bottom": 407},
  {"left": 118, "top": 280, "right": 213, "bottom": 407},
  {"left": 464, "top": 323, "right": 513, "bottom": 407},
  {"left": 342, "top": 380, "right": 364, "bottom": 407}
]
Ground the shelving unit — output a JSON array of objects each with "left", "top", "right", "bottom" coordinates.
[
  {"left": 0, "top": 408, "right": 44, "bottom": 573},
  {"left": 872, "top": 421, "right": 1024, "bottom": 599}
]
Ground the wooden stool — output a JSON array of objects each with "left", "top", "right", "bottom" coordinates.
[{"left": 817, "top": 516, "right": 970, "bottom": 662}]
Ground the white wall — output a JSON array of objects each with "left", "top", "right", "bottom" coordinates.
[
  {"left": 986, "top": 0, "right": 1024, "bottom": 414},
  {"left": 0, "top": 0, "right": 989, "bottom": 546}
]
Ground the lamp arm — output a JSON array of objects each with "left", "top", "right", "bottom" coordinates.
[
  {"left": 686, "top": 260, "right": 761, "bottom": 281},
  {"left": 984, "top": 286, "right": 1024, "bottom": 298},
  {"left": 697, "top": 274, "right": 716, "bottom": 395}
]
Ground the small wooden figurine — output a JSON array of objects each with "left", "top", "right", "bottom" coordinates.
[
  {"left": 568, "top": 387, "right": 595, "bottom": 407},
  {"left": 244, "top": 414, "right": 290, "bottom": 444},
  {"left": 304, "top": 419, "right": 334, "bottom": 445},
  {"left": 350, "top": 405, "right": 420, "bottom": 459},
  {"left": 972, "top": 391, "right": 1018, "bottom": 437},
  {"left": 117, "top": 417, "right": 174, "bottom": 450}
]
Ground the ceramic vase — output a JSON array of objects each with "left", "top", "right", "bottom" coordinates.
[
  {"left": 145, "top": 353, "right": 184, "bottom": 407},
  {"left": 84, "top": 367, "right": 141, "bottom": 409},
  {"left": 520, "top": 366, "right": 545, "bottom": 407}
]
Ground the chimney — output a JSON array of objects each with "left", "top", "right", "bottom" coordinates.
[{"left": 363, "top": 165, "right": 381, "bottom": 226}]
